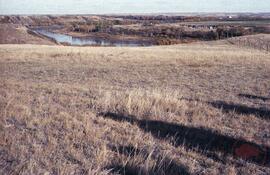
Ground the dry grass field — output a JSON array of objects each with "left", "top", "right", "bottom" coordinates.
[
  {"left": 0, "top": 41, "right": 270, "bottom": 174},
  {"left": 228, "top": 34, "right": 270, "bottom": 52}
]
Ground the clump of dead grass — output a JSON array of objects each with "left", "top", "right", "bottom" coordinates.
[
  {"left": 107, "top": 144, "right": 189, "bottom": 175},
  {"left": 94, "top": 88, "right": 187, "bottom": 120}
]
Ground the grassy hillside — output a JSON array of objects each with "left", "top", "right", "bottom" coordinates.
[
  {"left": 0, "top": 43, "right": 270, "bottom": 174},
  {"left": 0, "top": 24, "right": 56, "bottom": 45}
]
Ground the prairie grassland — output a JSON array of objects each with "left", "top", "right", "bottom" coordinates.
[{"left": 0, "top": 42, "right": 270, "bottom": 175}]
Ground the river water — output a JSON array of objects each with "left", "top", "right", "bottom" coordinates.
[{"left": 33, "top": 29, "right": 152, "bottom": 47}]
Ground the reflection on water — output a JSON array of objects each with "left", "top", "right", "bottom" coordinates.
[{"left": 33, "top": 29, "right": 152, "bottom": 47}]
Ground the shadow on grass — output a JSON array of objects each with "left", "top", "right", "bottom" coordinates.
[
  {"left": 0, "top": 149, "right": 20, "bottom": 175},
  {"left": 107, "top": 164, "right": 142, "bottom": 175},
  {"left": 99, "top": 112, "right": 270, "bottom": 167},
  {"left": 238, "top": 93, "right": 270, "bottom": 102},
  {"left": 107, "top": 144, "right": 190, "bottom": 175},
  {"left": 209, "top": 101, "right": 270, "bottom": 120}
]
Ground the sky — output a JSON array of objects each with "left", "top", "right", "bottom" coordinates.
[{"left": 0, "top": 0, "right": 269, "bottom": 14}]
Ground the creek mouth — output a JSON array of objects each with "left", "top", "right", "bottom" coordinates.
[{"left": 31, "top": 28, "right": 154, "bottom": 47}]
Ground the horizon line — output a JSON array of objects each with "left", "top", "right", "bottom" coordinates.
[{"left": 1, "top": 12, "right": 270, "bottom": 16}]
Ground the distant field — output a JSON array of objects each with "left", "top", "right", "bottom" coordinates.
[
  {"left": 0, "top": 42, "right": 270, "bottom": 174},
  {"left": 176, "top": 20, "right": 270, "bottom": 26}
]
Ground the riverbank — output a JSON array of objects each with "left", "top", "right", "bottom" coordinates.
[{"left": 0, "top": 24, "right": 56, "bottom": 45}]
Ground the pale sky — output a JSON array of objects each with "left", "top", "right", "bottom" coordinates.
[{"left": 0, "top": 0, "right": 269, "bottom": 14}]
